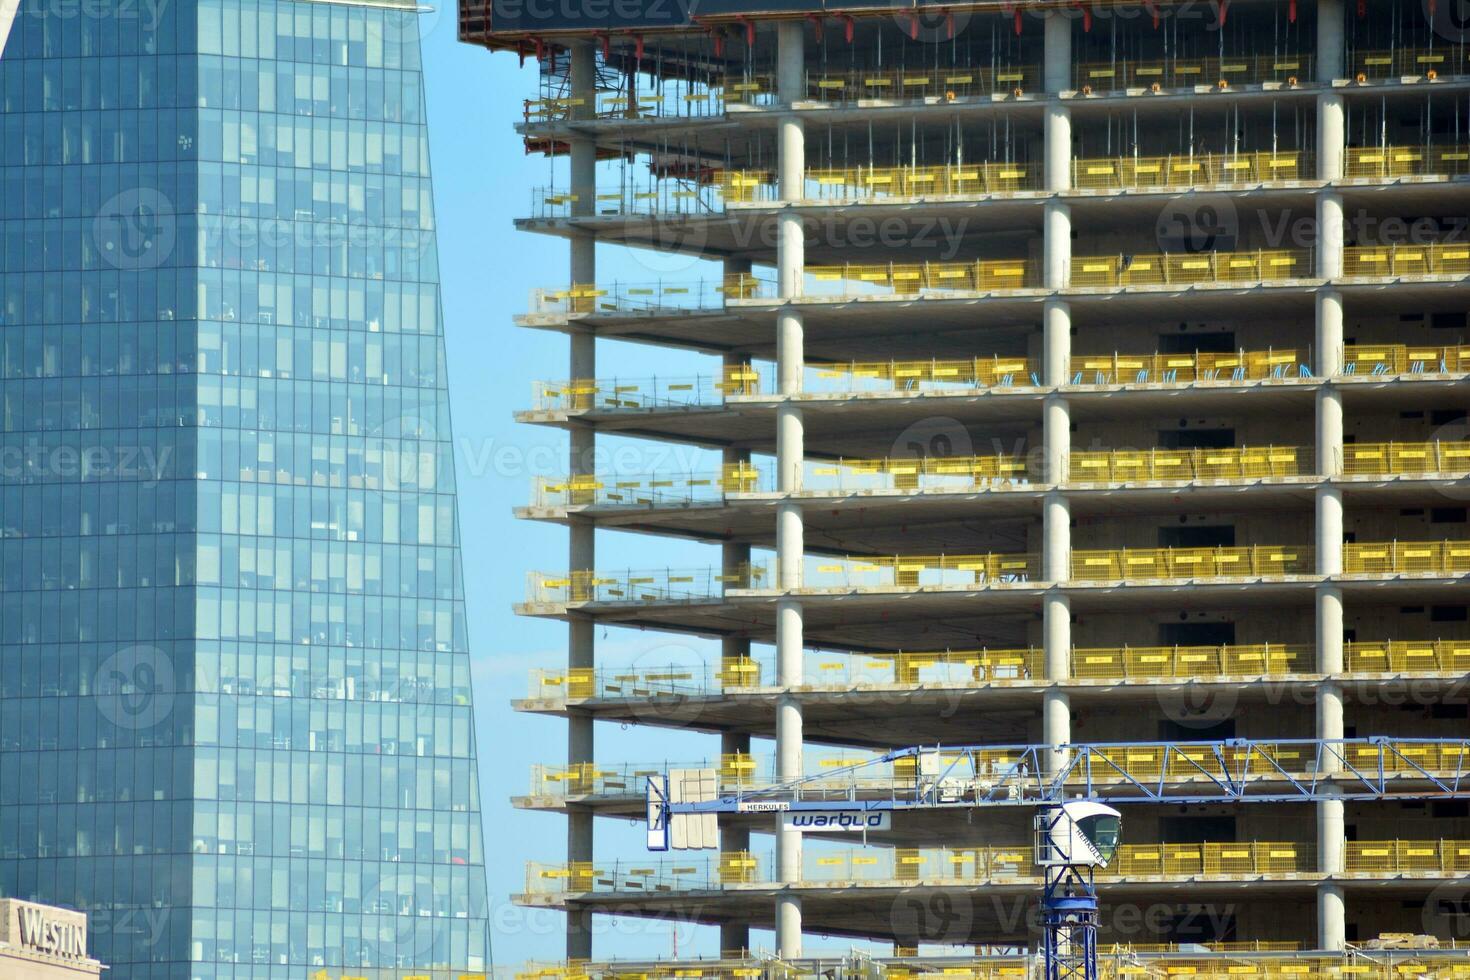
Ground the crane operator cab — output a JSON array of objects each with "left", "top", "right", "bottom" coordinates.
[{"left": 1033, "top": 801, "right": 1123, "bottom": 869}]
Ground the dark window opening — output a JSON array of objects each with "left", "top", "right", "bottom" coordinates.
[
  {"left": 1159, "top": 332, "right": 1236, "bottom": 354},
  {"left": 1159, "top": 622, "right": 1237, "bottom": 647},
  {"left": 1159, "top": 525, "right": 1237, "bottom": 548},
  {"left": 1159, "top": 429, "right": 1236, "bottom": 450}
]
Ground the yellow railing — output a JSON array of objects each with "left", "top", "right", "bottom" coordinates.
[
  {"left": 1073, "top": 152, "right": 1309, "bottom": 190},
  {"left": 1343, "top": 243, "right": 1470, "bottom": 278},
  {"left": 1346, "top": 840, "right": 1470, "bottom": 875},
  {"left": 1345, "top": 640, "right": 1470, "bottom": 673},
  {"left": 1075, "top": 54, "right": 1313, "bottom": 91},
  {"left": 1341, "top": 442, "right": 1470, "bottom": 477},
  {"left": 807, "top": 454, "right": 1034, "bottom": 491},
  {"left": 529, "top": 838, "right": 1470, "bottom": 894},
  {"left": 531, "top": 367, "right": 758, "bottom": 411},
  {"left": 1071, "top": 250, "right": 1313, "bottom": 287},
  {"left": 514, "top": 953, "right": 1470, "bottom": 980},
  {"left": 808, "top": 356, "right": 1038, "bottom": 391},
  {"left": 1341, "top": 344, "right": 1470, "bottom": 376},
  {"left": 527, "top": 640, "right": 1470, "bottom": 703},
  {"left": 1071, "top": 545, "right": 1314, "bottom": 582},
  {"left": 1343, "top": 540, "right": 1470, "bottom": 576},
  {"left": 806, "top": 258, "right": 1039, "bottom": 294},
  {"left": 1345, "top": 145, "right": 1470, "bottom": 179},
  {"left": 1069, "top": 349, "right": 1305, "bottom": 384},
  {"left": 1069, "top": 446, "right": 1308, "bottom": 484},
  {"left": 804, "top": 66, "right": 1037, "bottom": 101},
  {"left": 1071, "top": 644, "right": 1310, "bottom": 679},
  {"left": 527, "top": 741, "right": 1470, "bottom": 803},
  {"left": 803, "top": 162, "right": 1040, "bottom": 198},
  {"left": 711, "top": 169, "right": 776, "bottom": 203},
  {"left": 763, "top": 553, "right": 1041, "bottom": 591},
  {"left": 526, "top": 567, "right": 757, "bottom": 604},
  {"left": 532, "top": 465, "right": 759, "bottom": 507},
  {"left": 1354, "top": 49, "right": 1470, "bottom": 79}
]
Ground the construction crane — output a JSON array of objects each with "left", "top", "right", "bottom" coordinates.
[{"left": 645, "top": 737, "right": 1470, "bottom": 980}]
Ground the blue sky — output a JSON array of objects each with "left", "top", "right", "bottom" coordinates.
[{"left": 419, "top": 16, "right": 751, "bottom": 969}]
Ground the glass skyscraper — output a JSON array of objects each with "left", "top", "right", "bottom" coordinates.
[{"left": 0, "top": 1, "right": 490, "bottom": 978}]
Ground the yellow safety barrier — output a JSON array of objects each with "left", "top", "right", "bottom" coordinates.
[
  {"left": 1343, "top": 741, "right": 1470, "bottom": 775},
  {"left": 1346, "top": 840, "right": 1470, "bottom": 875},
  {"left": 1069, "top": 446, "right": 1307, "bottom": 483},
  {"left": 1346, "top": 145, "right": 1470, "bottom": 179},
  {"left": 1343, "top": 243, "right": 1470, "bottom": 278},
  {"left": 532, "top": 367, "right": 759, "bottom": 411},
  {"left": 1341, "top": 442, "right": 1470, "bottom": 476},
  {"left": 804, "top": 65, "right": 1036, "bottom": 100},
  {"left": 1073, "top": 152, "right": 1308, "bottom": 190},
  {"left": 810, "top": 356, "right": 1038, "bottom": 390},
  {"left": 537, "top": 278, "right": 757, "bottom": 315},
  {"left": 527, "top": 567, "right": 763, "bottom": 604},
  {"left": 1075, "top": 53, "right": 1313, "bottom": 91},
  {"left": 1071, "top": 250, "right": 1312, "bottom": 287},
  {"left": 1345, "top": 640, "right": 1470, "bottom": 673},
  {"left": 807, "top": 258, "right": 1039, "bottom": 293},
  {"left": 532, "top": 464, "right": 760, "bottom": 507},
  {"left": 813, "top": 454, "right": 1032, "bottom": 490},
  {"left": 1071, "top": 545, "right": 1314, "bottom": 582},
  {"left": 1069, "top": 349, "right": 1304, "bottom": 383},
  {"left": 531, "top": 839, "right": 1470, "bottom": 894},
  {"left": 515, "top": 952, "right": 1470, "bottom": 980},
  {"left": 712, "top": 170, "right": 777, "bottom": 203},
  {"left": 529, "top": 639, "right": 1470, "bottom": 703},
  {"left": 527, "top": 741, "right": 1469, "bottom": 804},
  {"left": 1341, "top": 344, "right": 1470, "bottom": 376},
  {"left": 792, "top": 552, "right": 1041, "bottom": 590},
  {"left": 1071, "top": 645, "right": 1310, "bottom": 680},
  {"left": 1354, "top": 49, "right": 1470, "bottom": 79},
  {"left": 804, "top": 162, "right": 1040, "bottom": 197},
  {"left": 1344, "top": 540, "right": 1470, "bottom": 576}
]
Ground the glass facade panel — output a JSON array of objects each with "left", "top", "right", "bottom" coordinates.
[{"left": 0, "top": 1, "right": 490, "bottom": 977}]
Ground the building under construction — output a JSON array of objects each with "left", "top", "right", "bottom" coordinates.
[{"left": 461, "top": 0, "right": 1470, "bottom": 977}]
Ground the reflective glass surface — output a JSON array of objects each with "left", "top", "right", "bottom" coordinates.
[{"left": 0, "top": 2, "right": 490, "bottom": 977}]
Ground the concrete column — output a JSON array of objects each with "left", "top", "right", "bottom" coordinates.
[
  {"left": 1042, "top": 295, "right": 1072, "bottom": 773},
  {"left": 1043, "top": 301, "right": 1072, "bottom": 388},
  {"left": 1043, "top": 9, "right": 1072, "bottom": 94},
  {"left": 1044, "top": 204, "right": 1072, "bottom": 290},
  {"left": 564, "top": 38, "right": 599, "bottom": 962},
  {"left": 1318, "top": 881, "right": 1347, "bottom": 950},
  {"left": 774, "top": 19, "right": 806, "bottom": 961},
  {"left": 1317, "top": 0, "right": 1346, "bottom": 183},
  {"left": 719, "top": 730, "right": 753, "bottom": 954},
  {"left": 1313, "top": 175, "right": 1347, "bottom": 952},
  {"left": 1043, "top": 407, "right": 1071, "bottom": 774},
  {"left": 1317, "top": 0, "right": 1345, "bottom": 83},
  {"left": 1043, "top": 12, "right": 1073, "bottom": 295}
]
